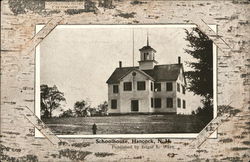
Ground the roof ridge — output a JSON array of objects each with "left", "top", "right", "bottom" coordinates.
[
  {"left": 107, "top": 63, "right": 184, "bottom": 84},
  {"left": 115, "top": 66, "right": 138, "bottom": 69},
  {"left": 155, "top": 63, "right": 182, "bottom": 67}
]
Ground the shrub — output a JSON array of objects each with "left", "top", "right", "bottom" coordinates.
[{"left": 59, "top": 109, "right": 74, "bottom": 118}]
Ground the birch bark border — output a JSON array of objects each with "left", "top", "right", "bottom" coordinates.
[{"left": 21, "top": 16, "right": 233, "bottom": 148}]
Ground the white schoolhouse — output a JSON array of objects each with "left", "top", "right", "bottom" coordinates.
[{"left": 106, "top": 39, "right": 190, "bottom": 115}]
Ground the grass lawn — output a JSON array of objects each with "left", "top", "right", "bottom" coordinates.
[{"left": 43, "top": 114, "right": 207, "bottom": 135}]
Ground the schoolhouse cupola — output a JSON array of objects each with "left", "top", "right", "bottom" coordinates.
[{"left": 138, "top": 35, "right": 158, "bottom": 70}]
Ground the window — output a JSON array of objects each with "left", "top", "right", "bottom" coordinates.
[
  {"left": 113, "top": 85, "right": 119, "bottom": 93},
  {"left": 182, "top": 85, "right": 185, "bottom": 94},
  {"left": 111, "top": 99, "right": 117, "bottom": 109},
  {"left": 177, "top": 83, "right": 180, "bottom": 92},
  {"left": 154, "top": 83, "right": 161, "bottom": 92},
  {"left": 183, "top": 100, "right": 186, "bottom": 109},
  {"left": 151, "top": 82, "right": 153, "bottom": 91},
  {"left": 151, "top": 98, "right": 154, "bottom": 108},
  {"left": 166, "top": 82, "right": 173, "bottom": 91},
  {"left": 166, "top": 98, "right": 173, "bottom": 108},
  {"left": 144, "top": 52, "right": 149, "bottom": 60},
  {"left": 124, "top": 82, "right": 132, "bottom": 91},
  {"left": 137, "top": 81, "right": 146, "bottom": 90},
  {"left": 177, "top": 98, "right": 181, "bottom": 108},
  {"left": 154, "top": 98, "right": 161, "bottom": 108}
]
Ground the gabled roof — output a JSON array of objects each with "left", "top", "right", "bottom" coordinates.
[
  {"left": 106, "top": 67, "right": 137, "bottom": 84},
  {"left": 143, "top": 64, "right": 182, "bottom": 82},
  {"left": 106, "top": 64, "right": 186, "bottom": 84},
  {"left": 118, "top": 68, "right": 155, "bottom": 82}
]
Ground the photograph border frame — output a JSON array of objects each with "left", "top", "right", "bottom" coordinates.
[{"left": 34, "top": 24, "right": 218, "bottom": 139}]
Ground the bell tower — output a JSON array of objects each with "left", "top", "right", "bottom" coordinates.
[{"left": 138, "top": 34, "right": 158, "bottom": 70}]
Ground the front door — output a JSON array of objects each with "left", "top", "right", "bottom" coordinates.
[{"left": 131, "top": 100, "right": 139, "bottom": 112}]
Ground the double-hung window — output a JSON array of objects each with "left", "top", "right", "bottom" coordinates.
[
  {"left": 154, "top": 83, "right": 161, "bottom": 92},
  {"left": 177, "top": 83, "right": 180, "bottom": 92},
  {"left": 124, "top": 82, "right": 132, "bottom": 91},
  {"left": 137, "top": 81, "right": 146, "bottom": 90},
  {"left": 113, "top": 85, "right": 119, "bottom": 93},
  {"left": 166, "top": 98, "right": 173, "bottom": 108},
  {"left": 177, "top": 98, "right": 181, "bottom": 108},
  {"left": 182, "top": 85, "right": 185, "bottom": 94},
  {"left": 154, "top": 98, "right": 161, "bottom": 108},
  {"left": 183, "top": 100, "right": 186, "bottom": 109},
  {"left": 166, "top": 82, "right": 173, "bottom": 91},
  {"left": 111, "top": 99, "right": 117, "bottom": 109}
]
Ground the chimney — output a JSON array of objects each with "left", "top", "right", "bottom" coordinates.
[
  {"left": 119, "top": 61, "right": 122, "bottom": 68},
  {"left": 178, "top": 57, "right": 181, "bottom": 64}
]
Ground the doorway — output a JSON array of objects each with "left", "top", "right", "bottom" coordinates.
[{"left": 131, "top": 100, "right": 139, "bottom": 112}]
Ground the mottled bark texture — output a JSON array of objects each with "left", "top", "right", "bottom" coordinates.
[{"left": 1, "top": 0, "right": 249, "bottom": 161}]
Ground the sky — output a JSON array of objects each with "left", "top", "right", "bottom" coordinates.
[{"left": 40, "top": 25, "right": 203, "bottom": 115}]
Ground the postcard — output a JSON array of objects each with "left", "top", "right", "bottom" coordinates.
[{"left": 1, "top": 0, "right": 249, "bottom": 161}]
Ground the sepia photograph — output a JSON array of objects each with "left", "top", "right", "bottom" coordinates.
[
  {"left": 2, "top": 0, "right": 250, "bottom": 161},
  {"left": 37, "top": 25, "right": 215, "bottom": 136}
]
